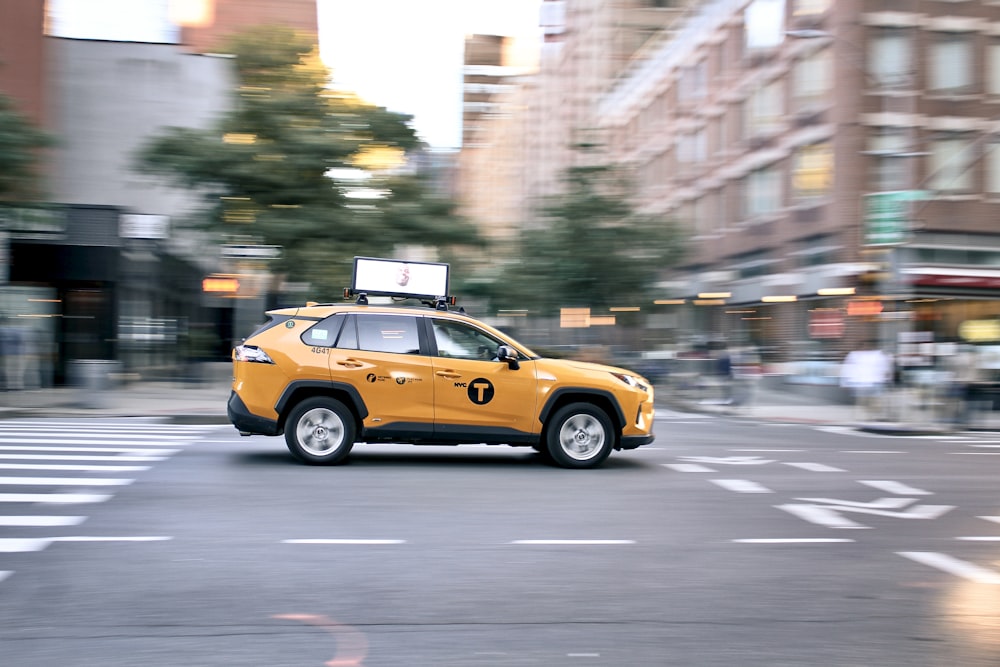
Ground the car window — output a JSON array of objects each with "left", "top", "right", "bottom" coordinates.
[
  {"left": 433, "top": 319, "right": 505, "bottom": 361},
  {"left": 335, "top": 315, "right": 358, "bottom": 350},
  {"left": 356, "top": 314, "right": 421, "bottom": 354},
  {"left": 301, "top": 314, "right": 344, "bottom": 348}
]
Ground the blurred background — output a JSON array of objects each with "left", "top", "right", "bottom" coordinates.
[{"left": 0, "top": 0, "right": 998, "bottom": 419}]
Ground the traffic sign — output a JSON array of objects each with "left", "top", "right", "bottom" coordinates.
[{"left": 863, "top": 190, "right": 926, "bottom": 246}]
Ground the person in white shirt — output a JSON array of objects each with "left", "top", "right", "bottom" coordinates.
[{"left": 840, "top": 342, "right": 893, "bottom": 420}]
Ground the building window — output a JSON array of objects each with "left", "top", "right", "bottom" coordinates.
[
  {"left": 985, "top": 143, "right": 1000, "bottom": 194},
  {"left": 868, "top": 130, "right": 911, "bottom": 192},
  {"left": 989, "top": 41, "right": 1000, "bottom": 95},
  {"left": 793, "top": 143, "right": 833, "bottom": 199},
  {"left": 746, "top": 164, "right": 784, "bottom": 217},
  {"left": 929, "top": 134, "right": 975, "bottom": 193},
  {"left": 748, "top": 79, "right": 784, "bottom": 136},
  {"left": 793, "top": 48, "right": 832, "bottom": 109},
  {"left": 867, "top": 28, "right": 913, "bottom": 90},
  {"left": 679, "top": 60, "right": 708, "bottom": 100},
  {"left": 793, "top": 0, "right": 831, "bottom": 15},
  {"left": 677, "top": 129, "right": 707, "bottom": 164},
  {"left": 929, "top": 32, "right": 974, "bottom": 94}
]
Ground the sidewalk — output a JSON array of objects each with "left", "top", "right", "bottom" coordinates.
[
  {"left": 0, "top": 362, "right": 233, "bottom": 423},
  {"left": 658, "top": 376, "right": 1000, "bottom": 435}
]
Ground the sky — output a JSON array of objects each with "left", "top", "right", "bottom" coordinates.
[{"left": 46, "top": 0, "right": 544, "bottom": 150}]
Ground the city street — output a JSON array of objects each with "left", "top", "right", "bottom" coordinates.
[{"left": 0, "top": 413, "right": 998, "bottom": 666}]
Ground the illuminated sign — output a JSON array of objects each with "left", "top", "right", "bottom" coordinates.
[
  {"left": 847, "top": 300, "right": 883, "bottom": 316},
  {"left": 203, "top": 276, "right": 240, "bottom": 293},
  {"left": 351, "top": 257, "right": 450, "bottom": 300}
]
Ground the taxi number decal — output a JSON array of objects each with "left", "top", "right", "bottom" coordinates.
[
  {"left": 467, "top": 378, "right": 494, "bottom": 405},
  {"left": 310, "top": 347, "right": 329, "bottom": 354}
]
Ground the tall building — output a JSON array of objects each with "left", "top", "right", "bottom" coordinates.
[
  {"left": 178, "top": 0, "right": 318, "bottom": 52},
  {"left": 0, "top": 0, "right": 47, "bottom": 128},
  {"left": 596, "top": 0, "right": 1000, "bottom": 359}
]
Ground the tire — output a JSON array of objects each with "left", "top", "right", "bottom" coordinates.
[
  {"left": 544, "top": 402, "right": 614, "bottom": 469},
  {"left": 284, "top": 397, "right": 356, "bottom": 465}
]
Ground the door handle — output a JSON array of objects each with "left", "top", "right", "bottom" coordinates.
[
  {"left": 435, "top": 371, "right": 461, "bottom": 379},
  {"left": 337, "top": 359, "right": 364, "bottom": 368}
]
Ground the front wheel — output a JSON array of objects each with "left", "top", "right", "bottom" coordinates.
[
  {"left": 544, "top": 403, "right": 614, "bottom": 469},
  {"left": 284, "top": 397, "right": 356, "bottom": 465}
]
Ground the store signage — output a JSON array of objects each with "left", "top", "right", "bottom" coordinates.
[
  {"left": 912, "top": 274, "right": 1000, "bottom": 289},
  {"left": 862, "top": 190, "right": 926, "bottom": 246},
  {"left": 120, "top": 214, "right": 169, "bottom": 239},
  {"left": 959, "top": 320, "right": 1000, "bottom": 342}
]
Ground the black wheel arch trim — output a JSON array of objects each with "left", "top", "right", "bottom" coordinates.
[
  {"left": 538, "top": 388, "right": 626, "bottom": 429},
  {"left": 274, "top": 380, "right": 369, "bottom": 421}
]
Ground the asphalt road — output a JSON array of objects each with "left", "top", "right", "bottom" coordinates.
[{"left": 0, "top": 414, "right": 998, "bottom": 666}]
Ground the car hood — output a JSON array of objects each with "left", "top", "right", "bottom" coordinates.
[{"left": 539, "top": 357, "right": 647, "bottom": 381}]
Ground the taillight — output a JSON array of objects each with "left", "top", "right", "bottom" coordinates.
[{"left": 233, "top": 345, "right": 275, "bottom": 364}]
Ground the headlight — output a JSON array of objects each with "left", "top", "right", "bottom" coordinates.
[
  {"left": 611, "top": 372, "right": 648, "bottom": 392},
  {"left": 234, "top": 345, "right": 275, "bottom": 364}
]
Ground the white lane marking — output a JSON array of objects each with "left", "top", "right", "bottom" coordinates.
[
  {"left": 841, "top": 450, "right": 905, "bottom": 454},
  {"left": 283, "top": 539, "right": 406, "bottom": 545},
  {"left": 710, "top": 479, "right": 773, "bottom": 493},
  {"left": 0, "top": 516, "right": 86, "bottom": 526},
  {"left": 730, "top": 449, "right": 804, "bottom": 452},
  {"left": 0, "top": 438, "right": 193, "bottom": 445},
  {"left": 0, "top": 454, "right": 168, "bottom": 462},
  {"left": 0, "top": 422, "right": 214, "bottom": 430},
  {"left": 898, "top": 552, "right": 1000, "bottom": 584},
  {"left": 568, "top": 654, "right": 601, "bottom": 658},
  {"left": 663, "top": 463, "right": 714, "bottom": 473},
  {"left": 979, "top": 516, "right": 1000, "bottom": 524},
  {"left": 970, "top": 445, "right": 1000, "bottom": 448},
  {"left": 510, "top": 540, "right": 635, "bottom": 545},
  {"left": 950, "top": 452, "right": 1000, "bottom": 455},
  {"left": 783, "top": 462, "right": 845, "bottom": 472},
  {"left": 733, "top": 538, "right": 855, "bottom": 544},
  {"left": 779, "top": 497, "right": 954, "bottom": 529},
  {"left": 0, "top": 493, "right": 112, "bottom": 504},
  {"left": 51, "top": 536, "right": 172, "bottom": 543},
  {"left": 0, "top": 447, "right": 180, "bottom": 455},
  {"left": 0, "top": 463, "right": 150, "bottom": 472},
  {"left": 776, "top": 504, "right": 872, "bottom": 529},
  {"left": 859, "top": 480, "right": 932, "bottom": 495},
  {"left": 0, "top": 538, "right": 51, "bottom": 552},
  {"left": 956, "top": 537, "right": 1000, "bottom": 541},
  {"left": 0, "top": 571, "right": 11, "bottom": 583},
  {"left": 0, "top": 477, "right": 133, "bottom": 486}
]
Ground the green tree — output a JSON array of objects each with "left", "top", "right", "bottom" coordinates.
[
  {"left": 496, "top": 155, "right": 686, "bottom": 313},
  {"left": 137, "top": 25, "right": 478, "bottom": 299},
  {"left": 0, "top": 93, "right": 51, "bottom": 203}
]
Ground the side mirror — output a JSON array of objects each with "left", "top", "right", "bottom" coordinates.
[{"left": 497, "top": 345, "right": 520, "bottom": 370}]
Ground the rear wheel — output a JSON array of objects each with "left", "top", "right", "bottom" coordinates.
[
  {"left": 544, "top": 402, "right": 614, "bottom": 469},
  {"left": 284, "top": 397, "right": 356, "bottom": 465}
]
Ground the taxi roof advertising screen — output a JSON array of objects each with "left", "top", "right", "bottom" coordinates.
[{"left": 351, "top": 257, "right": 450, "bottom": 299}]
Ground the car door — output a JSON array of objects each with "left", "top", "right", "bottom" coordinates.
[
  {"left": 327, "top": 312, "right": 435, "bottom": 438},
  {"left": 428, "top": 317, "right": 538, "bottom": 441}
]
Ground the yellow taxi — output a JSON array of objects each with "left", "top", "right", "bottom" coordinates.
[{"left": 227, "top": 258, "right": 654, "bottom": 468}]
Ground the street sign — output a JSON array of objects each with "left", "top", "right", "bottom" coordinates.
[{"left": 862, "top": 190, "right": 927, "bottom": 246}]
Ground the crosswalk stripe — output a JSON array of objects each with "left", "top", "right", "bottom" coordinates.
[
  {"left": 0, "top": 516, "right": 86, "bottom": 526},
  {"left": 0, "top": 447, "right": 179, "bottom": 455},
  {"left": 0, "top": 454, "right": 168, "bottom": 462},
  {"left": 0, "top": 538, "right": 51, "bottom": 553},
  {"left": 0, "top": 463, "right": 150, "bottom": 472},
  {"left": 0, "top": 493, "right": 112, "bottom": 504},
  {"left": 0, "top": 437, "right": 195, "bottom": 444},
  {"left": 0, "top": 477, "right": 133, "bottom": 487}
]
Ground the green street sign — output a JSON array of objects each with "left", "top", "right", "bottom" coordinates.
[{"left": 863, "top": 190, "right": 927, "bottom": 246}]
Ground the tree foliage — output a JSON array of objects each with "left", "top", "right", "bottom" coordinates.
[
  {"left": 137, "top": 25, "right": 479, "bottom": 299},
  {"left": 494, "top": 157, "right": 686, "bottom": 313},
  {"left": 0, "top": 93, "right": 52, "bottom": 204}
]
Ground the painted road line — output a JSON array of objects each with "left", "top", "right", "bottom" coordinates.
[
  {"left": 0, "top": 447, "right": 180, "bottom": 455},
  {"left": 730, "top": 449, "right": 805, "bottom": 452},
  {"left": 0, "top": 516, "right": 86, "bottom": 526},
  {"left": 710, "top": 479, "right": 773, "bottom": 493},
  {"left": 0, "top": 463, "right": 151, "bottom": 472},
  {"left": 51, "top": 536, "right": 172, "bottom": 543},
  {"left": 0, "top": 454, "right": 168, "bottom": 462},
  {"left": 950, "top": 452, "right": 1000, "bottom": 455},
  {"left": 663, "top": 463, "right": 715, "bottom": 473},
  {"left": 0, "top": 422, "right": 213, "bottom": 430},
  {"left": 0, "top": 438, "right": 193, "bottom": 445},
  {"left": 0, "top": 538, "right": 51, "bottom": 552},
  {"left": 733, "top": 538, "right": 856, "bottom": 544},
  {"left": 970, "top": 445, "right": 1000, "bottom": 448},
  {"left": 0, "top": 493, "right": 112, "bottom": 504},
  {"left": 859, "top": 480, "right": 932, "bottom": 495},
  {"left": 897, "top": 552, "right": 1000, "bottom": 584},
  {"left": 783, "top": 462, "right": 845, "bottom": 472},
  {"left": 0, "top": 477, "right": 133, "bottom": 486},
  {"left": 979, "top": 516, "right": 1000, "bottom": 524},
  {"left": 511, "top": 540, "right": 635, "bottom": 545},
  {"left": 841, "top": 450, "right": 905, "bottom": 454},
  {"left": 283, "top": 539, "right": 406, "bottom": 545},
  {"left": 0, "top": 571, "right": 10, "bottom": 583},
  {"left": 956, "top": 537, "right": 1000, "bottom": 541}
]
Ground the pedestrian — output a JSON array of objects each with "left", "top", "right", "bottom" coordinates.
[
  {"left": 840, "top": 341, "right": 893, "bottom": 420},
  {"left": 944, "top": 343, "right": 983, "bottom": 429}
]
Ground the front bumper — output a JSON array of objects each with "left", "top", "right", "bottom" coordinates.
[{"left": 620, "top": 433, "right": 655, "bottom": 450}]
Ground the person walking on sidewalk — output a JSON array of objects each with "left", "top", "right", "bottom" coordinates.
[{"left": 840, "top": 341, "right": 893, "bottom": 421}]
